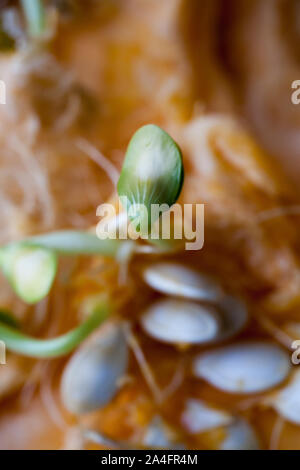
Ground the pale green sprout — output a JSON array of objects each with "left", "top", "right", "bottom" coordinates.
[
  {"left": 117, "top": 124, "right": 184, "bottom": 235},
  {"left": 0, "top": 242, "right": 57, "bottom": 304},
  {"left": 27, "top": 230, "right": 121, "bottom": 256},
  {"left": 21, "top": 0, "right": 46, "bottom": 38},
  {"left": 0, "top": 234, "right": 120, "bottom": 357},
  {"left": 0, "top": 232, "right": 122, "bottom": 305},
  {"left": 0, "top": 299, "right": 109, "bottom": 358}
]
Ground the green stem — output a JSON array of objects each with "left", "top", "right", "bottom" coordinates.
[
  {"left": 24, "top": 230, "right": 122, "bottom": 257},
  {"left": 21, "top": 0, "right": 46, "bottom": 38},
  {"left": 0, "top": 301, "right": 109, "bottom": 358}
]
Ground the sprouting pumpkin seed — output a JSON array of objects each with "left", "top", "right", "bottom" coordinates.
[
  {"left": 0, "top": 242, "right": 57, "bottom": 304},
  {"left": 117, "top": 124, "right": 184, "bottom": 234}
]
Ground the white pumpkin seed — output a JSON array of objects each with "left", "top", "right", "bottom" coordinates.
[
  {"left": 193, "top": 342, "right": 291, "bottom": 394},
  {"left": 143, "top": 416, "right": 185, "bottom": 450},
  {"left": 140, "top": 299, "right": 220, "bottom": 345},
  {"left": 270, "top": 370, "right": 300, "bottom": 424},
  {"left": 181, "top": 399, "right": 233, "bottom": 434},
  {"left": 60, "top": 322, "right": 128, "bottom": 414},
  {"left": 142, "top": 262, "right": 222, "bottom": 301},
  {"left": 219, "top": 419, "right": 260, "bottom": 450}
]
